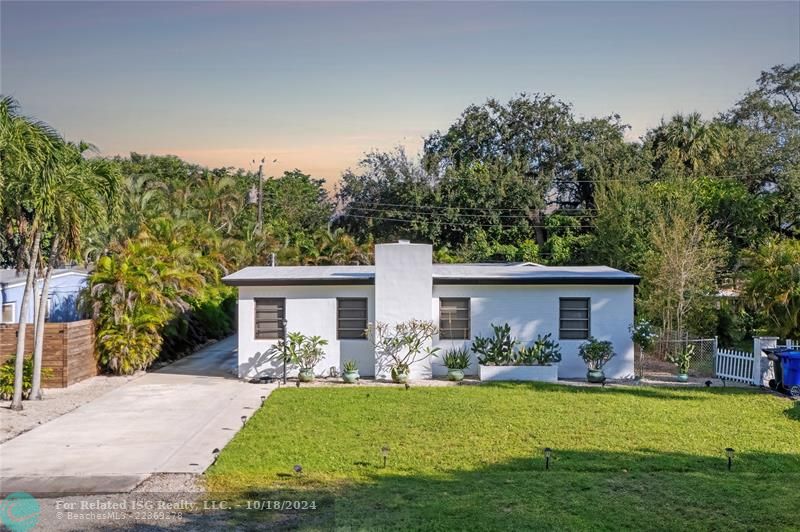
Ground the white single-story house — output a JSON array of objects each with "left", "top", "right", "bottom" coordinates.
[{"left": 222, "top": 241, "right": 639, "bottom": 380}]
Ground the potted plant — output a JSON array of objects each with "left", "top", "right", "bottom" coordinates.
[
  {"left": 667, "top": 344, "right": 693, "bottom": 382},
  {"left": 441, "top": 347, "right": 470, "bottom": 381},
  {"left": 578, "top": 337, "right": 615, "bottom": 383},
  {"left": 367, "top": 320, "right": 439, "bottom": 383},
  {"left": 342, "top": 359, "right": 360, "bottom": 383},
  {"left": 284, "top": 333, "right": 327, "bottom": 382}
]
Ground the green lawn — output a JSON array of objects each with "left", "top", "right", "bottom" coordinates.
[{"left": 206, "top": 384, "right": 800, "bottom": 531}]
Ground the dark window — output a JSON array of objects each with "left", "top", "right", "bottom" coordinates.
[
  {"left": 337, "top": 298, "right": 368, "bottom": 339},
  {"left": 255, "top": 298, "right": 285, "bottom": 339},
  {"left": 439, "top": 298, "right": 470, "bottom": 340},
  {"left": 559, "top": 298, "right": 590, "bottom": 339}
]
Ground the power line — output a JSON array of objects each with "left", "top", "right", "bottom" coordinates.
[
  {"left": 345, "top": 204, "right": 600, "bottom": 220},
  {"left": 344, "top": 201, "right": 598, "bottom": 213},
  {"left": 340, "top": 212, "right": 601, "bottom": 230}
]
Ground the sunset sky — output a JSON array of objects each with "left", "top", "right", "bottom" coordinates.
[{"left": 2, "top": 1, "right": 798, "bottom": 182}]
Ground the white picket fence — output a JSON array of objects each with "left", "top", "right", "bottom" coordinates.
[
  {"left": 714, "top": 337, "right": 797, "bottom": 386},
  {"left": 715, "top": 348, "right": 755, "bottom": 384}
]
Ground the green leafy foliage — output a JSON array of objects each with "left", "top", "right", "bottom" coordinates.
[
  {"left": 629, "top": 319, "right": 658, "bottom": 352},
  {"left": 342, "top": 359, "right": 359, "bottom": 373},
  {"left": 471, "top": 323, "right": 517, "bottom": 366},
  {"left": 578, "top": 337, "right": 616, "bottom": 370},
  {"left": 0, "top": 356, "right": 52, "bottom": 400},
  {"left": 742, "top": 238, "right": 800, "bottom": 338},
  {"left": 667, "top": 344, "right": 694, "bottom": 374},
  {"left": 516, "top": 334, "right": 562, "bottom": 366}
]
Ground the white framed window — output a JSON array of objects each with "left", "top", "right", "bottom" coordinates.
[{"left": 2, "top": 303, "right": 15, "bottom": 323}]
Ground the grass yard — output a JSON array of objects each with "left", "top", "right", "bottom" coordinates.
[{"left": 206, "top": 384, "right": 800, "bottom": 531}]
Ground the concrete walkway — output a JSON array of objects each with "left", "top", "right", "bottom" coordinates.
[{"left": 0, "top": 336, "right": 275, "bottom": 496}]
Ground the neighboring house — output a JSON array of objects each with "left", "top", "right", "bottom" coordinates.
[
  {"left": 223, "top": 241, "right": 639, "bottom": 380},
  {"left": 0, "top": 268, "right": 89, "bottom": 324}
]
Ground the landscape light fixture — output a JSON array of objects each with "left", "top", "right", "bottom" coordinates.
[
  {"left": 544, "top": 448, "right": 552, "bottom": 470},
  {"left": 381, "top": 445, "right": 390, "bottom": 468},
  {"left": 294, "top": 464, "right": 303, "bottom": 475},
  {"left": 261, "top": 395, "right": 266, "bottom": 405},
  {"left": 241, "top": 415, "right": 247, "bottom": 427},
  {"left": 725, "top": 448, "right": 735, "bottom": 470},
  {"left": 212, "top": 448, "right": 220, "bottom": 465}
]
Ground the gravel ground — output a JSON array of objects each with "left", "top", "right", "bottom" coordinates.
[{"left": 0, "top": 373, "right": 142, "bottom": 443}]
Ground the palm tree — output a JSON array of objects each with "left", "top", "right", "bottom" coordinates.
[
  {"left": 30, "top": 143, "right": 121, "bottom": 399},
  {"left": 649, "top": 113, "right": 728, "bottom": 176},
  {"left": 0, "top": 96, "right": 62, "bottom": 410}
]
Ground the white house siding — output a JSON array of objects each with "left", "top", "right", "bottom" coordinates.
[
  {"left": 236, "top": 285, "right": 375, "bottom": 379},
  {"left": 431, "top": 284, "right": 635, "bottom": 379}
]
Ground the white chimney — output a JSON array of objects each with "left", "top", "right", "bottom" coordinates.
[{"left": 374, "top": 241, "right": 433, "bottom": 379}]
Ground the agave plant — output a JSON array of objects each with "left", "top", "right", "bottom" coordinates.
[{"left": 441, "top": 347, "right": 471, "bottom": 370}]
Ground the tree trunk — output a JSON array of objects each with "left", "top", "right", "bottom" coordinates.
[
  {"left": 10, "top": 229, "right": 41, "bottom": 411},
  {"left": 31, "top": 233, "right": 60, "bottom": 400}
]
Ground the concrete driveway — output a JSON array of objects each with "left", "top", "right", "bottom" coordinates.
[{"left": 0, "top": 336, "right": 275, "bottom": 496}]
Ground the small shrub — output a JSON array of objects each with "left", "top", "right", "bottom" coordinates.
[
  {"left": 343, "top": 359, "right": 358, "bottom": 373},
  {"left": 578, "top": 337, "right": 616, "bottom": 370},
  {"left": 0, "top": 356, "right": 52, "bottom": 400},
  {"left": 367, "top": 320, "right": 440, "bottom": 374},
  {"left": 441, "top": 347, "right": 471, "bottom": 370},
  {"left": 471, "top": 323, "right": 517, "bottom": 365},
  {"left": 629, "top": 319, "right": 657, "bottom": 352}
]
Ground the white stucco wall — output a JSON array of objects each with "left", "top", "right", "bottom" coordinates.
[
  {"left": 431, "top": 284, "right": 635, "bottom": 379},
  {"left": 374, "top": 242, "right": 433, "bottom": 379},
  {"left": 236, "top": 285, "right": 375, "bottom": 379}
]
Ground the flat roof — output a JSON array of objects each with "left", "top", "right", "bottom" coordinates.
[{"left": 222, "top": 263, "right": 640, "bottom": 286}]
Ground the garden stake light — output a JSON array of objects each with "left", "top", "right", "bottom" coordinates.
[
  {"left": 381, "top": 446, "right": 390, "bottom": 468},
  {"left": 294, "top": 464, "right": 303, "bottom": 476},
  {"left": 241, "top": 415, "right": 247, "bottom": 427},
  {"left": 544, "top": 448, "right": 552, "bottom": 470},
  {"left": 726, "top": 448, "right": 735, "bottom": 470},
  {"left": 261, "top": 395, "right": 266, "bottom": 405}
]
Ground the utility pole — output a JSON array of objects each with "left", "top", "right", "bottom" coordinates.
[{"left": 256, "top": 158, "right": 265, "bottom": 231}]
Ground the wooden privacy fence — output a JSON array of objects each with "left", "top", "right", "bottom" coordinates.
[{"left": 0, "top": 320, "right": 97, "bottom": 388}]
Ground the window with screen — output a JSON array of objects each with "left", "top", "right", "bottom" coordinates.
[
  {"left": 337, "top": 298, "right": 368, "bottom": 339},
  {"left": 254, "top": 298, "right": 285, "bottom": 339},
  {"left": 439, "top": 298, "right": 470, "bottom": 340},
  {"left": 559, "top": 298, "right": 590, "bottom": 339}
]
